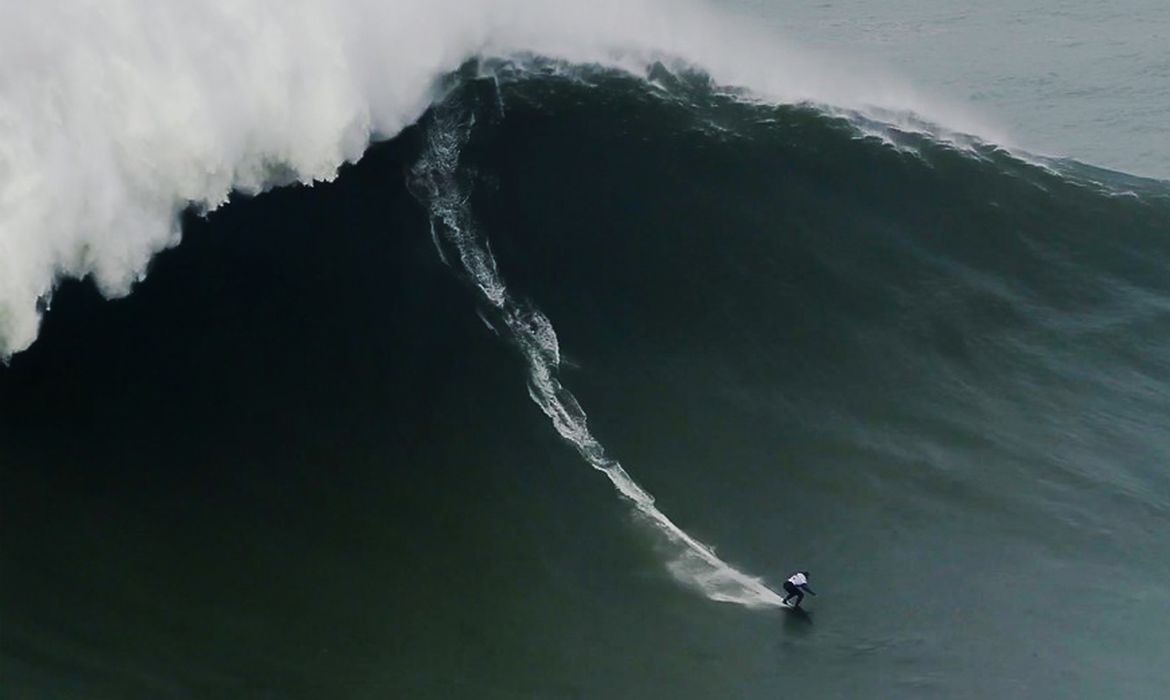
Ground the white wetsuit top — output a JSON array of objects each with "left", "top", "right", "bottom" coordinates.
[{"left": 787, "top": 573, "right": 808, "bottom": 587}]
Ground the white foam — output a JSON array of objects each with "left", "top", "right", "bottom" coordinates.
[
  {"left": 0, "top": 0, "right": 997, "bottom": 357},
  {"left": 412, "top": 105, "right": 785, "bottom": 608}
]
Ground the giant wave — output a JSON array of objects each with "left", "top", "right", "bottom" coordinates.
[
  {"left": 4, "top": 0, "right": 1169, "bottom": 612},
  {"left": 4, "top": 22, "right": 1170, "bottom": 692}
]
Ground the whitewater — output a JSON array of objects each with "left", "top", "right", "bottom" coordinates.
[{"left": 0, "top": 0, "right": 1000, "bottom": 359}]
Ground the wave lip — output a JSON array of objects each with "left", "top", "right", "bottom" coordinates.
[{"left": 0, "top": 0, "right": 1007, "bottom": 358}]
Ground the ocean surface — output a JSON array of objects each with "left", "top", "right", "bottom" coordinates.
[
  {"left": 3, "top": 2, "right": 1170, "bottom": 699},
  {"left": 722, "top": 0, "right": 1170, "bottom": 179}
]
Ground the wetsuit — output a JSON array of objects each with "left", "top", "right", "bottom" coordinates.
[{"left": 782, "top": 572, "right": 815, "bottom": 607}]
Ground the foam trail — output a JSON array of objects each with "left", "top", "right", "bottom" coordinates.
[{"left": 411, "top": 102, "right": 784, "bottom": 609}]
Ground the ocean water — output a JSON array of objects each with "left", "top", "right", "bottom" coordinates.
[
  {"left": 3, "top": 2, "right": 1170, "bottom": 698},
  {"left": 722, "top": 0, "right": 1170, "bottom": 179}
]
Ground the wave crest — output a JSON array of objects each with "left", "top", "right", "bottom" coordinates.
[{"left": 0, "top": 0, "right": 999, "bottom": 357}]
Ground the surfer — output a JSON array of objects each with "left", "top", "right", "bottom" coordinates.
[{"left": 782, "top": 571, "right": 816, "bottom": 608}]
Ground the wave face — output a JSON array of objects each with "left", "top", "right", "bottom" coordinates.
[
  {"left": 410, "top": 89, "right": 786, "bottom": 607},
  {"left": 4, "top": 52, "right": 1170, "bottom": 700}
]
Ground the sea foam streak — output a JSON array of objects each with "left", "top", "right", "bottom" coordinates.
[
  {"left": 411, "top": 100, "right": 785, "bottom": 608},
  {"left": 0, "top": 0, "right": 994, "bottom": 358}
]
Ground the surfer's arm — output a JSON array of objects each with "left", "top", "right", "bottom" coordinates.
[{"left": 800, "top": 585, "right": 816, "bottom": 595}]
